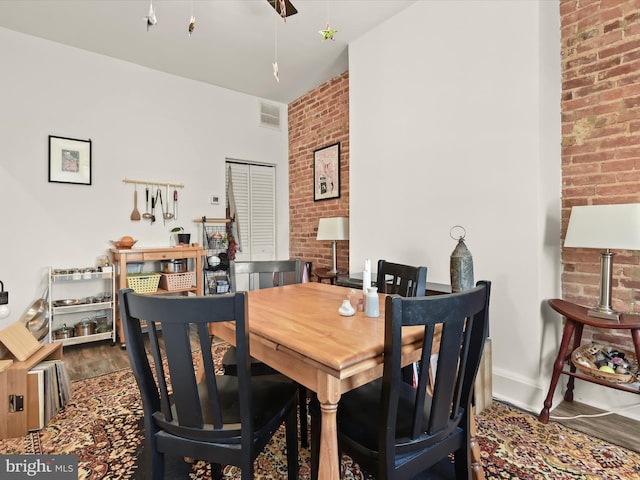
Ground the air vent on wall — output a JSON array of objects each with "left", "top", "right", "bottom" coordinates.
[{"left": 260, "top": 101, "right": 281, "bottom": 130}]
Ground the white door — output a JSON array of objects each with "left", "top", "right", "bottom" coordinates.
[{"left": 226, "top": 161, "right": 276, "bottom": 262}]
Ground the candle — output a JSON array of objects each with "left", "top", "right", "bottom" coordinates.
[{"left": 362, "top": 258, "right": 371, "bottom": 294}]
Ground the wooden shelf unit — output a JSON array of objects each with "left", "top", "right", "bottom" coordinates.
[
  {"left": 111, "top": 245, "right": 205, "bottom": 347},
  {"left": 0, "top": 342, "right": 63, "bottom": 439}
]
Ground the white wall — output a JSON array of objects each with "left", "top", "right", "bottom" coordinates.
[
  {"left": 0, "top": 27, "right": 289, "bottom": 330},
  {"left": 348, "top": 1, "right": 574, "bottom": 416}
]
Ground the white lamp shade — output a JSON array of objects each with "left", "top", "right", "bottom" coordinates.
[
  {"left": 317, "top": 217, "right": 349, "bottom": 241},
  {"left": 564, "top": 203, "right": 640, "bottom": 250}
]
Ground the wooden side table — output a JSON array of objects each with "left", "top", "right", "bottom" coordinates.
[
  {"left": 539, "top": 299, "right": 640, "bottom": 423},
  {"left": 314, "top": 267, "right": 338, "bottom": 285}
]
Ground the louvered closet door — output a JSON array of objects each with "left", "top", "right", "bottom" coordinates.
[{"left": 226, "top": 162, "right": 276, "bottom": 262}]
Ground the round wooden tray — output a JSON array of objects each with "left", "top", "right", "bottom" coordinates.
[{"left": 571, "top": 343, "right": 638, "bottom": 384}]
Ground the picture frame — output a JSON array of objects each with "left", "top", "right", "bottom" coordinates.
[
  {"left": 313, "top": 142, "right": 340, "bottom": 201},
  {"left": 48, "top": 135, "right": 92, "bottom": 185}
]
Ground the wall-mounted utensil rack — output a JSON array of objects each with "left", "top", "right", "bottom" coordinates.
[
  {"left": 122, "top": 178, "right": 184, "bottom": 188},
  {"left": 194, "top": 218, "right": 230, "bottom": 223}
]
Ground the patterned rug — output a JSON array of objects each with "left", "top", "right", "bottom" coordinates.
[{"left": 2, "top": 343, "right": 640, "bottom": 480}]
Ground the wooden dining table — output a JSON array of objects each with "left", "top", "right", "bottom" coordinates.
[{"left": 210, "top": 281, "right": 484, "bottom": 480}]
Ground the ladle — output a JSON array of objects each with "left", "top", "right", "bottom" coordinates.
[
  {"left": 163, "top": 184, "right": 174, "bottom": 220},
  {"left": 142, "top": 185, "right": 153, "bottom": 219}
]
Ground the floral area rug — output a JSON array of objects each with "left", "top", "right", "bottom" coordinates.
[{"left": 1, "top": 342, "right": 640, "bottom": 480}]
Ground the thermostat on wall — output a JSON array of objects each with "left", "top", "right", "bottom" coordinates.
[{"left": 210, "top": 195, "right": 220, "bottom": 205}]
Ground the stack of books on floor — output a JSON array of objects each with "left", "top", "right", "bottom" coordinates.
[{"left": 27, "top": 359, "right": 72, "bottom": 431}]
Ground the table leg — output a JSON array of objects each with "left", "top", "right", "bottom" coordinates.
[
  {"left": 318, "top": 399, "right": 340, "bottom": 480},
  {"left": 539, "top": 318, "right": 576, "bottom": 423},
  {"left": 564, "top": 322, "right": 583, "bottom": 402},
  {"left": 630, "top": 328, "right": 640, "bottom": 376}
]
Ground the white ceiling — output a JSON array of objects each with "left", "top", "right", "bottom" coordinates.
[{"left": 0, "top": 0, "right": 416, "bottom": 104}]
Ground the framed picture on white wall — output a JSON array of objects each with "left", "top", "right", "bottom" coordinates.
[
  {"left": 313, "top": 142, "right": 340, "bottom": 201},
  {"left": 48, "top": 135, "right": 92, "bottom": 185}
]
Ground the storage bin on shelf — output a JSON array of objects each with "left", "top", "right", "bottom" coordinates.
[
  {"left": 159, "top": 271, "right": 196, "bottom": 291},
  {"left": 126, "top": 262, "right": 144, "bottom": 274},
  {"left": 127, "top": 273, "right": 161, "bottom": 293}
]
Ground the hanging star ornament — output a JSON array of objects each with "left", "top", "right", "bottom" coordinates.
[
  {"left": 319, "top": 23, "right": 338, "bottom": 41},
  {"left": 188, "top": 15, "right": 195, "bottom": 36},
  {"left": 145, "top": 0, "right": 157, "bottom": 31},
  {"left": 279, "top": 0, "right": 287, "bottom": 22},
  {"left": 272, "top": 62, "right": 280, "bottom": 82}
]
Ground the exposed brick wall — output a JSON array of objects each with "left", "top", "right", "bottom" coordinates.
[
  {"left": 288, "top": 72, "right": 350, "bottom": 275},
  {"left": 561, "top": 0, "right": 640, "bottom": 349}
]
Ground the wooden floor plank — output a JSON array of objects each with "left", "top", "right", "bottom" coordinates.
[{"left": 551, "top": 400, "right": 640, "bottom": 453}]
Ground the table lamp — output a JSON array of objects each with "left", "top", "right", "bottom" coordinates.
[
  {"left": 564, "top": 203, "right": 640, "bottom": 320},
  {"left": 317, "top": 217, "right": 349, "bottom": 274}
]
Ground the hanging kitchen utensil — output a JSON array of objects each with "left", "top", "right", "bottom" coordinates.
[
  {"left": 158, "top": 187, "right": 166, "bottom": 225},
  {"left": 150, "top": 188, "right": 157, "bottom": 224},
  {"left": 20, "top": 287, "right": 49, "bottom": 334},
  {"left": 130, "top": 185, "right": 141, "bottom": 221},
  {"left": 173, "top": 187, "right": 178, "bottom": 220},
  {"left": 163, "top": 184, "right": 174, "bottom": 220},
  {"left": 142, "top": 185, "right": 152, "bottom": 219}
]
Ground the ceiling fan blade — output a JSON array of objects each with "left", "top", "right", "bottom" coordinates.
[{"left": 267, "top": 0, "right": 298, "bottom": 17}]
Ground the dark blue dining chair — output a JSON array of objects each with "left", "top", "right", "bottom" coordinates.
[
  {"left": 332, "top": 281, "right": 491, "bottom": 479},
  {"left": 119, "top": 289, "right": 299, "bottom": 480}
]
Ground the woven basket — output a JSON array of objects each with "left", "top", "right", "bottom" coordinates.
[
  {"left": 126, "top": 273, "right": 161, "bottom": 294},
  {"left": 571, "top": 343, "right": 638, "bottom": 384},
  {"left": 159, "top": 272, "right": 195, "bottom": 291}
]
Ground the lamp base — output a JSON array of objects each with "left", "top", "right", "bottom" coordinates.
[{"left": 588, "top": 306, "right": 621, "bottom": 320}]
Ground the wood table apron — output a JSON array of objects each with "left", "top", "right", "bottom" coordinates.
[
  {"left": 210, "top": 282, "right": 482, "bottom": 480},
  {"left": 539, "top": 299, "right": 640, "bottom": 424}
]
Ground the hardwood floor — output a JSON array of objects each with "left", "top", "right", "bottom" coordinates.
[
  {"left": 551, "top": 400, "right": 640, "bottom": 453},
  {"left": 61, "top": 339, "right": 640, "bottom": 454}
]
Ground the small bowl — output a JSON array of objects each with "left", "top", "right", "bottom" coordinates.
[{"left": 110, "top": 240, "right": 138, "bottom": 249}]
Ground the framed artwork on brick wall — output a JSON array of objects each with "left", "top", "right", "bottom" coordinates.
[{"left": 313, "top": 142, "right": 340, "bottom": 201}]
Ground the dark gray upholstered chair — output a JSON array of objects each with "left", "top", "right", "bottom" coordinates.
[
  {"left": 221, "top": 259, "right": 309, "bottom": 448},
  {"left": 119, "top": 289, "right": 299, "bottom": 480},
  {"left": 333, "top": 281, "right": 491, "bottom": 479}
]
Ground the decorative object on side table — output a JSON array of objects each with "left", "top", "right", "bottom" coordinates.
[
  {"left": 449, "top": 225, "right": 474, "bottom": 293},
  {"left": 563, "top": 203, "right": 640, "bottom": 320},
  {"left": 316, "top": 217, "right": 349, "bottom": 274},
  {"left": 571, "top": 343, "right": 638, "bottom": 383},
  {"left": 48, "top": 135, "right": 92, "bottom": 185}
]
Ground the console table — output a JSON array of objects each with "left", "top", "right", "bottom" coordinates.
[
  {"left": 111, "top": 245, "right": 205, "bottom": 347},
  {"left": 539, "top": 299, "right": 640, "bottom": 423}
]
